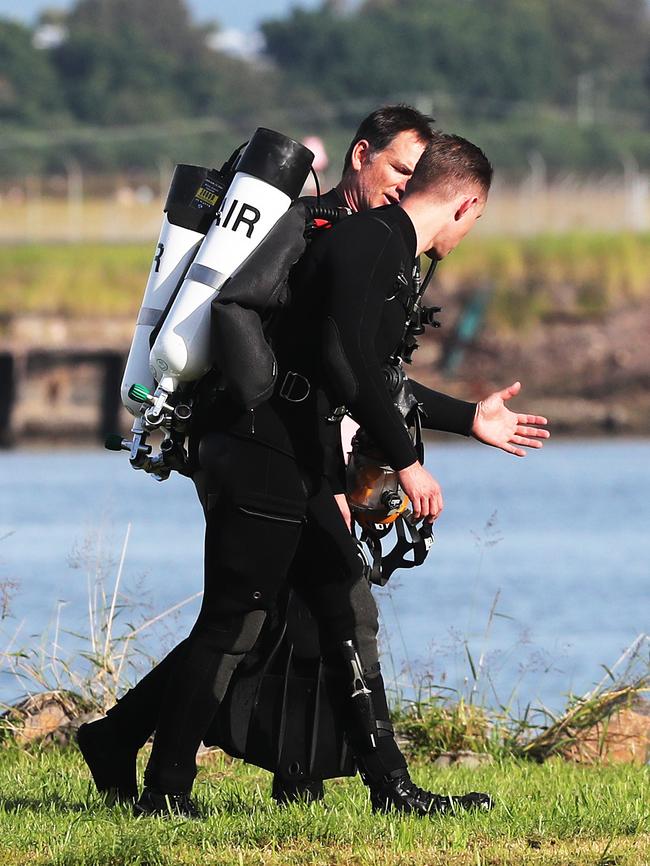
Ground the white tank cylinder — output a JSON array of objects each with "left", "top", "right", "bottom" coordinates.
[
  {"left": 149, "top": 174, "right": 291, "bottom": 391},
  {"left": 149, "top": 128, "right": 314, "bottom": 393},
  {"left": 120, "top": 164, "right": 223, "bottom": 414},
  {"left": 120, "top": 218, "right": 203, "bottom": 414}
]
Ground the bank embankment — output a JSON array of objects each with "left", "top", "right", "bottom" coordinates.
[{"left": 1, "top": 232, "right": 649, "bottom": 438}]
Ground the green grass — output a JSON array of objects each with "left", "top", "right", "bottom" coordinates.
[
  {"left": 0, "top": 243, "right": 152, "bottom": 317},
  {"left": 1, "top": 232, "right": 650, "bottom": 326},
  {"left": 0, "top": 745, "right": 647, "bottom": 865},
  {"left": 439, "top": 231, "right": 650, "bottom": 332}
]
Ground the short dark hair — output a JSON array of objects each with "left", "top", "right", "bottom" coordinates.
[
  {"left": 407, "top": 132, "right": 493, "bottom": 198},
  {"left": 342, "top": 104, "right": 436, "bottom": 173}
]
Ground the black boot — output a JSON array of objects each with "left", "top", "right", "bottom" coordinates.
[
  {"left": 134, "top": 787, "right": 200, "bottom": 819},
  {"left": 76, "top": 717, "right": 138, "bottom": 804},
  {"left": 369, "top": 767, "right": 493, "bottom": 816},
  {"left": 271, "top": 774, "right": 325, "bottom": 805}
]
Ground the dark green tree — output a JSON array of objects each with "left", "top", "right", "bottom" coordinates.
[
  {"left": 262, "top": 0, "right": 648, "bottom": 120},
  {"left": 67, "top": 0, "right": 201, "bottom": 56},
  {"left": 545, "top": 0, "right": 649, "bottom": 115},
  {"left": 0, "top": 19, "right": 65, "bottom": 123},
  {"left": 51, "top": 0, "right": 290, "bottom": 126}
]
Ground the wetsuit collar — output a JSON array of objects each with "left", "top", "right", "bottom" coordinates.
[
  {"left": 324, "top": 193, "right": 417, "bottom": 259},
  {"left": 322, "top": 187, "right": 347, "bottom": 208},
  {"left": 374, "top": 204, "right": 417, "bottom": 261}
]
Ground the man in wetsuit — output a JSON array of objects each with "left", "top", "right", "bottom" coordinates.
[
  {"left": 255, "top": 132, "right": 550, "bottom": 813},
  {"left": 265, "top": 108, "right": 548, "bottom": 804},
  {"left": 78, "top": 124, "right": 546, "bottom": 818}
]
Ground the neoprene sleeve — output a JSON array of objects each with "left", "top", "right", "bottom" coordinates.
[{"left": 409, "top": 379, "right": 477, "bottom": 436}]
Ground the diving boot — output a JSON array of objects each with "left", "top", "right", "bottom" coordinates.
[
  {"left": 271, "top": 774, "right": 325, "bottom": 805},
  {"left": 76, "top": 718, "right": 138, "bottom": 804},
  {"left": 134, "top": 787, "right": 200, "bottom": 819},
  {"left": 369, "top": 768, "right": 493, "bottom": 816}
]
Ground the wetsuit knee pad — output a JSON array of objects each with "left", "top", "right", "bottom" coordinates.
[{"left": 307, "top": 569, "right": 377, "bottom": 657}]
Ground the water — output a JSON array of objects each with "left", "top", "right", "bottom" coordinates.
[{"left": 0, "top": 439, "right": 648, "bottom": 713}]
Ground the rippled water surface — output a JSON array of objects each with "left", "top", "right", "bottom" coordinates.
[{"left": 1, "top": 438, "right": 648, "bottom": 711}]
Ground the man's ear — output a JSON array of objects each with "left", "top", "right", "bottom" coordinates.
[
  {"left": 350, "top": 139, "right": 371, "bottom": 172},
  {"left": 454, "top": 195, "right": 478, "bottom": 221}
]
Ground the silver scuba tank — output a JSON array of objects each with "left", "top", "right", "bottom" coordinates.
[
  {"left": 120, "top": 164, "right": 223, "bottom": 415},
  {"left": 149, "top": 129, "right": 314, "bottom": 395}
]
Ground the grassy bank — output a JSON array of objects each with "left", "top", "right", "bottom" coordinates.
[
  {"left": 444, "top": 232, "right": 650, "bottom": 331},
  {"left": 0, "top": 745, "right": 647, "bottom": 866},
  {"left": 0, "top": 243, "right": 151, "bottom": 318},
  {"left": 1, "top": 232, "right": 649, "bottom": 326}
]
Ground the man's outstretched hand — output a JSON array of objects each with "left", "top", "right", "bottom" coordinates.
[{"left": 471, "top": 381, "right": 550, "bottom": 457}]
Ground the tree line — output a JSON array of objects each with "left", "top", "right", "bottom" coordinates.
[{"left": 1, "top": 0, "right": 648, "bottom": 177}]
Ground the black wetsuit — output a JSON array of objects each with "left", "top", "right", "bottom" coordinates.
[
  {"left": 275, "top": 197, "right": 476, "bottom": 467},
  {"left": 105, "top": 198, "right": 477, "bottom": 794},
  {"left": 210, "top": 200, "right": 478, "bottom": 788}
]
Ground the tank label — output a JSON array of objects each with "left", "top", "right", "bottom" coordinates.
[
  {"left": 217, "top": 197, "right": 262, "bottom": 239},
  {"left": 153, "top": 242, "right": 164, "bottom": 273},
  {"left": 192, "top": 175, "right": 224, "bottom": 210}
]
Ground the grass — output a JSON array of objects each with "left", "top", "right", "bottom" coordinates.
[
  {"left": 0, "top": 242, "right": 151, "bottom": 318},
  {"left": 0, "top": 524, "right": 202, "bottom": 722},
  {"left": 1, "top": 231, "right": 649, "bottom": 327},
  {"left": 0, "top": 745, "right": 647, "bottom": 866},
  {"left": 1, "top": 529, "right": 648, "bottom": 864},
  {"left": 438, "top": 231, "right": 650, "bottom": 332}
]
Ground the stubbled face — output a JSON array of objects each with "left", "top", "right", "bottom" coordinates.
[
  {"left": 349, "top": 130, "right": 426, "bottom": 212},
  {"left": 427, "top": 194, "right": 486, "bottom": 260}
]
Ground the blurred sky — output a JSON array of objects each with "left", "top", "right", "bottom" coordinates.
[{"left": 0, "top": 0, "right": 321, "bottom": 32}]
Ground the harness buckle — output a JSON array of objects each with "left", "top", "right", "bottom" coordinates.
[
  {"left": 279, "top": 370, "right": 311, "bottom": 403},
  {"left": 326, "top": 404, "right": 347, "bottom": 424}
]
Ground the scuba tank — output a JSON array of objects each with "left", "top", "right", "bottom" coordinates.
[
  {"left": 120, "top": 164, "right": 224, "bottom": 416},
  {"left": 106, "top": 129, "right": 315, "bottom": 479},
  {"left": 149, "top": 129, "right": 314, "bottom": 394}
]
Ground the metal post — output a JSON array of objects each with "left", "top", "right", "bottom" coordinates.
[
  {"left": 0, "top": 352, "right": 16, "bottom": 448},
  {"left": 99, "top": 351, "right": 126, "bottom": 443}
]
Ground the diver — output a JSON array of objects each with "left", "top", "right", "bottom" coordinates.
[
  {"left": 78, "top": 127, "right": 548, "bottom": 818},
  {"left": 239, "top": 106, "right": 549, "bottom": 806},
  {"left": 250, "top": 131, "right": 548, "bottom": 814}
]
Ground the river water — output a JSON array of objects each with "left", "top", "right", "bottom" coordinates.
[{"left": 0, "top": 438, "right": 648, "bottom": 714}]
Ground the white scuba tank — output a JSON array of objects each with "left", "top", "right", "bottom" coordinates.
[
  {"left": 120, "top": 164, "right": 223, "bottom": 414},
  {"left": 149, "top": 128, "right": 314, "bottom": 394}
]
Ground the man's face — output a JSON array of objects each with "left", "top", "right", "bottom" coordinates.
[
  {"left": 427, "top": 193, "right": 486, "bottom": 260},
  {"left": 351, "top": 130, "right": 426, "bottom": 211}
]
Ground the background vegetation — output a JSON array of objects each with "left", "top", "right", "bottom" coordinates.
[
  {"left": 1, "top": 0, "right": 648, "bottom": 178},
  {"left": 2, "top": 233, "right": 648, "bottom": 325}
]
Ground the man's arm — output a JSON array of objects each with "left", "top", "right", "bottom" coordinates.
[
  {"left": 409, "top": 379, "right": 476, "bottom": 435},
  {"left": 409, "top": 378, "right": 549, "bottom": 455}
]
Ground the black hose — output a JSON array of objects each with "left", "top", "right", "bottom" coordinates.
[
  {"left": 304, "top": 204, "right": 349, "bottom": 224},
  {"left": 310, "top": 166, "right": 322, "bottom": 205}
]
